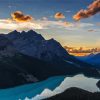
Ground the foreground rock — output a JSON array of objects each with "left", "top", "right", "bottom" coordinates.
[
  {"left": 45, "top": 87, "right": 100, "bottom": 100},
  {"left": 97, "top": 80, "right": 100, "bottom": 89}
]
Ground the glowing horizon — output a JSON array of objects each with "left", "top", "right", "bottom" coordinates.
[{"left": 0, "top": 0, "right": 100, "bottom": 49}]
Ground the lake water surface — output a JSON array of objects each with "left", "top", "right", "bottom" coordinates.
[{"left": 0, "top": 74, "right": 99, "bottom": 100}]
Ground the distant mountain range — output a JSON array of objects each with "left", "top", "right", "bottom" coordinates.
[
  {"left": 0, "top": 30, "right": 99, "bottom": 88},
  {"left": 77, "top": 53, "right": 100, "bottom": 69}
]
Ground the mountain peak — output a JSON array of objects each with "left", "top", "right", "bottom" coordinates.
[
  {"left": 13, "top": 30, "right": 18, "bottom": 32},
  {"left": 7, "top": 30, "right": 45, "bottom": 41},
  {"left": 7, "top": 30, "right": 20, "bottom": 40},
  {"left": 5, "top": 30, "right": 69, "bottom": 61},
  {"left": 28, "top": 30, "right": 35, "bottom": 33},
  {"left": 49, "top": 38, "right": 56, "bottom": 41},
  {"left": 11, "top": 30, "right": 19, "bottom": 34}
]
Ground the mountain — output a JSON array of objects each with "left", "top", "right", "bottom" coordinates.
[
  {"left": 0, "top": 30, "right": 99, "bottom": 88},
  {"left": 77, "top": 53, "right": 100, "bottom": 69},
  {"left": 87, "top": 53, "right": 100, "bottom": 65},
  {"left": 0, "top": 34, "right": 16, "bottom": 57},
  {"left": 6, "top": 30, "right": 68, "bottom": 61},
  {"left": 1, "top": 50, "right": 98, "bottom": 88},
  {"left": 6, "top": 30, "right": 100, "bottom": 71},
  {"left": 0, "top": 34, "right": 39, "bottom": 88},
  {"left": 45, "top": 87, "right": 100, "bottom": 100}
]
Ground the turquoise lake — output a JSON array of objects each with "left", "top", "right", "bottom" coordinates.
[{"left": 0, "top": 76, "right": 65, "bottom": 100}]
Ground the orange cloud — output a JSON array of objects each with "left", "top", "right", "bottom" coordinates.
[
  {"left": 73, "top": 0, "right": 100, "bottom": 21},
  {"left": 54, "top": 12, "right": 65, "bottom": 19},
  {"left": 11, "top": 11, "right": 33, "bottom": 22}
]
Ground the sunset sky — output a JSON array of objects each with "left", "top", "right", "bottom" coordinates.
[{"left": 0, "top": 0, "right": 100, "bottom": 48}]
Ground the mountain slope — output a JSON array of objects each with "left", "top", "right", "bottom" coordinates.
[
  {"left": 77, "top": 53, "right": 100, "bottom": 69},
  {"left": 1, "top": 53, "right": 100, "bottom": 88},
  {"left": 87, "top": 53, "right": 100, "bottom": 65},
  {"left": 0, "top": 35, "right": 39, "bottom": 88}
]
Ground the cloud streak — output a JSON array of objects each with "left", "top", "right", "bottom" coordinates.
[
  {"left": 0, "top": 19, "right": 43, "bottom": 31},
  {"left": 0, "top": 10, "right": 95, "bottom": 32},
  {"left": 73, "top": 0, "right": 100, "bottom": 21},
  {"left": 0, "top": 19, "right": 94, "bottom": 33}
]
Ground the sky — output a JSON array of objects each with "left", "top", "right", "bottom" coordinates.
[{"left": 0, "top": 0, "right": 100, "bottom": 48}]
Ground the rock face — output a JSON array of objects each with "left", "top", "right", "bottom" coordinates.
[
  {"left": 45, "top": 87, "right": 100, "bottom": 100},
  {"left": 6, "top": 30, "right": 68, "bottom": 61}
]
